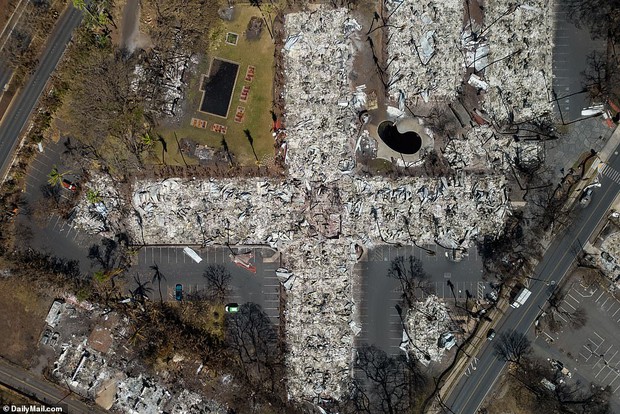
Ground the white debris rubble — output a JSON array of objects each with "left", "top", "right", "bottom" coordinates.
[
  {"left": 73, "top": 6, "right": 512, "bottom": 405},
  {"left": 483, "top": 0, "right": 553, "bottom": 122},
  {"left": 385, "top": 0, "right": 464, "bottom": 101},
  {"left": 72, "top": 174, "right": 123, "bottom": 238},
  {"left": 406, "top": 295, "right": 452, "bottom": 363}
]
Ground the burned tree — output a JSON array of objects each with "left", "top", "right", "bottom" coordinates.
[
  {"left": 581, "top": 50, "right": 620, "bottom": 105},
  {"left": 387, "top": 255, "right": 432, "bottom": 306},
  {"left": 350, "top": 345, "right": 426, "bottom": 414},
  {"left": 493, "top": 330, "right": 532, "bottom": 365},
  {"left": 203, "top": 264, "right": 231, "bottom": 302},
  {"left": 226, "top": 303, "right": 282, "bottom": 394}
]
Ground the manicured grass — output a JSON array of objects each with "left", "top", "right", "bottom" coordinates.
[{"left": 155, "top": 5, "right": 275, "bottom": 167}]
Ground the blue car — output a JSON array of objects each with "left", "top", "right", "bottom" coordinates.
[{"left": 175, "top": 284, "right": 183, "bottom": 301}]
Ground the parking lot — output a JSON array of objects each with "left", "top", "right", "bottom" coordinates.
[
  {"left": 534, "top": 277, "right": 620, "bottom": 410},
  {"left": 134, "top": 246, "right": 282, "bottom": 325},
  {"left": 356, "top": 245, "right": 488, "bottom": 356}
]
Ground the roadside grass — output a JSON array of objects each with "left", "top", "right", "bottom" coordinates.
[
  {"left": 0, "top": 384, "right": 35, "bottom": 405},
  {"left": 0, "top": 279, "right": 50, "bottom": 367},
  {"left": 154, "top": 5, "right": 274, "bottom": 167},
  {"left": 481, "top": 373, "right": 536, "bottom": 414}
]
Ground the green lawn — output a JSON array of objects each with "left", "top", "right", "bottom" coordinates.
[{"left": 153, "top": 5, "right": 275, "bottom": 167}]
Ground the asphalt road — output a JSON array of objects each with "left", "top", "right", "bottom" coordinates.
[
  {"left": 0, "top": 358, "right": 106, "bottom": 413},
  {"left": 0, "top": 5, "right": 82, "bottom": 179},
  {"left": 446, "top": 147, "right": 620, "bottom": 412},
  {"left": 0, "top": 63, "right": 11, "bottom": 92}
]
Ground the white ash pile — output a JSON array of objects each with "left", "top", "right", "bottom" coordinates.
[
  {"left": 283, "top": 8, "right": 358, "bottom": 180},
  {"left": 168, "top": 390, "right": 228, "bottom": 414},
  {"left": 72, "top": 174, "right": 124, "bottom": 238},
  {"left": 405, "top": 295, "right": 451, "bottom": 363},
  {"left": 284, "top": 239, "right": 356, "bottom": 401},
  {"left": 484, "top": 0, "right": 553, "bottom": 123},
  {"left": 442, "top": 125, "right": 515, "bottom": 171},
  {"left": 342, "top": 175, "right": 509, "bottom": 249},
  {"left": 129, "top": 178, "right": 298, "bottom": 245},
  {"left": 385, "top": 0, "right": 464, "bottom": 102}
]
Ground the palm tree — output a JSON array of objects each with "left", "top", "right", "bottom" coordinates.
[
  {"left": 86, "top": 189, "right": 103, "bottom": 204},
  {"left": 47, "top": 165, "right": 69, "bottom": 187},
  {"left": 150, "top": 263, "right": 166, "bottom": 304},
  {"left": 132, "top": 273, "right": 152, "bottom": 303},
  {"left": 221, "top": 136, "right": 233, "bottom": 166},
  {"left": 243, "top": 129, "right": 259, "bottom": 163}
]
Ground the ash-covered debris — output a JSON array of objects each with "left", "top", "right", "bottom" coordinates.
[
  {"left": 385, "top": 0, "right": 464, "bottom": 102},
  {"left": 72, "top": 174, "right": 124, "bottom": 238},
  {"left": 404, "top": 295, "right": 452, "bottom": 364},
  {"left": 483, "top": 0, "right": 553, "bottom": 123},
  {"left": 72, "top": 5, "right": 514, "bottom": 405}
]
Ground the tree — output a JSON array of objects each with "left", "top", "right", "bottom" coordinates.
[
  {"left": 131, "top": 273, "right": 152, "bottom": 303},
  {"left": 86, "top": 188, "right": 102, "bottom": 204},
  {"left": 350, "top": 345, "right": 427, "bottom": 414},
  {"left": 581, "top": 50, "right": 620, "bottom": 105},
  {"left": 150, "top": 263, "right": 166, "bottom": 304},
  {"left": 221, "top": 136, "right": 233, "bottom": 166},
  {"left": 387, "top": 255, "right": 431, "bottom": 306},
  {"left": 47, "top": 165, "right": 69, "bottom": 187},
  {"left": 493, "top": 330, "right": 531, "bottom": 365},
  {"left": 566, "top": 0, "right": 620, "bottom": 44},
  {"left": 243, "top": 129, "right": 259, "bottom": 162},
  {"left": 203, "top": 264, "right": 231, "bottom": 302},
  {"left": 226, "top": 303, "right": 282, "bottom": 394}
]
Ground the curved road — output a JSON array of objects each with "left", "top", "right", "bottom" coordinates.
[
  {"left": 0, "top": 5, "right": 82, "bottom": 179},
  {"left": 446, "top": 144, "right": 620, "bottom": 412}
]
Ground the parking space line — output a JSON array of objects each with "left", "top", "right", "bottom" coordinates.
[
  {"left": 567, "top": 293, "right": 580, "bottom": 304},
  {"left": 563, "top": 300, "right": 576, "bottom": 310},
  {"left": 595, "top": 291, "right": 605, "bottom": 303},
  {"left": 601, "top": 297, "right": 610, "bottom": 308},
  {"left": 594, "top": 331, "right": 605, "bottom": 342}
]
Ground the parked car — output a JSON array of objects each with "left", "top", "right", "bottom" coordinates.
[
  {"left": 61, "top": 179, "right": 77, "bottom": 192},
  {"left": 175, "top": 284, "right": 183, "bottom": 301},
  {"left": 41, "top": 329, "right": 51, "bottom": 345},
  {"left": 225, "top": 303, "right": 240, "bottom": 313},
  {"left": 487, "top": 328, "right": 496, "bottom": 341}
]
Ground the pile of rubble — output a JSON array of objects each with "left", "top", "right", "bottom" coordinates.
[
  {"left": 283, "top": 8, "right": 359, "bottom": 180},
  {"left": 72, "top": 174, "right": 124, "bottom": 238},
  {"left": 385, "top": 0, "right": 464, "bottom": 102},
  {"left": 405, "top": 295, "right": 452, "bottom": 363},
  {"left": 442, "top": 125, "right": 515, "bottom": 172},
  {"left": 72, "top": 5, "right": 513, "bottom": 405},
  {"left": 483, "top": 0, "right": 553, "bottom": 123},
  {"left": 49, "top": 303, "right": 227, "bottom": 413},
  {"left": 283, "top": 240, "right": 356, "bottom": 401}
]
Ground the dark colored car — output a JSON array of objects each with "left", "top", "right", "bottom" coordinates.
[
  {"left": 175, "top": 284, "right": 183, "bottom": 301},
  {"left": 487, "top": 328, "right": 496, "bottom": 341}
]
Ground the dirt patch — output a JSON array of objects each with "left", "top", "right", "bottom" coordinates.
[
  {"left": 0, "top": 278, "right": 51, "bottom": 367},
  {"left": 482, "top": 372, "right": 537, "bottom": 414}
]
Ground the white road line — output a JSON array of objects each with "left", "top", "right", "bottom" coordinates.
[{"left": 567, "top": 293, "right": 580, "bottom": 304}]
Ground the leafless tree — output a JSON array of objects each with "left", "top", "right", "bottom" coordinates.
[
  {"left": 388, "top": 255, "right": 432, "bottom": 306},
  {"left": 581, "top": 50, "right": 620, "bottom": 104},
  {"left": 493, "top": 330, "right": 532, "bottom": 365},
  {"left": 203, "top": 264, "right": 231, "bottom": 302},
  {"left": 350, "top": 345, "right": 427, "bottom": 414},
  {"left": 226, "top": 303, "right": 283, "bottom": 394}
]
